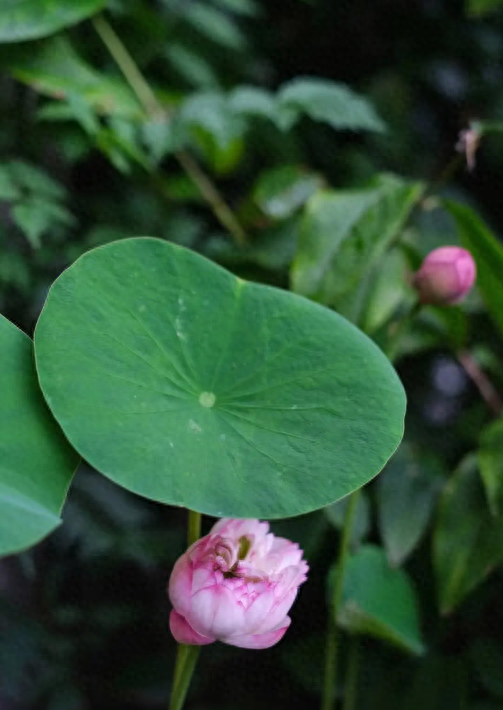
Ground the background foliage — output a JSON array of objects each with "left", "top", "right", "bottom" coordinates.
[{"left": 2, "top": 0, "right": 503, "bottom": 709}]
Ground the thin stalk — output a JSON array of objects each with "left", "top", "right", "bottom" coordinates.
[
  {"left": 91, "top": 13, "right": 247, "bottom": 246},
  {"left": 168, "top": 509, "right": 203, "bottom": 710},
  {"left": 342, "top": 636, "right": 360, "bottom": 710},
  {"left": 457, "top": 349, "right": 502, "bottom": 417},
  {"left": 169, "top": 645, "right": 200, "bottom": 710},
  {"left": 187, "top": 509, "right": 202, "bottom": 546},
  {"left": 321, "top": 490, "right": 360, "bottom": 710}
]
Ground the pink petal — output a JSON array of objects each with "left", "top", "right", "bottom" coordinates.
[
  {"left": 254, "top": 587, "right": 298, "bottom": 635},
  {"left": 168, "top": 555, "right": 194, "bottom": 618},
  {"left": 169, "top": 610, "right": 214, "bottom": 646},
  {"left": 242, "top": 588, "right": 276, "bottom": 634},
  {"left": 225, "top": 617, "right": 291, "bottom": 649},
  {"left": 189, "top": 585, "right": 246, "bottom": 639}
]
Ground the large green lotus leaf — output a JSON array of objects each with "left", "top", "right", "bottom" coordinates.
[
  {"left": 0, "top": 0, "right": 106, "bottom": 43},
  {"left": 0, "top": 315, "right": 78, "bottom": 557},
  {"left": 34, "top": 238, "right": 406, "bottom": 518}
]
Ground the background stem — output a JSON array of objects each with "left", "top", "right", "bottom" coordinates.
[
  {"left": 321, "top": 490, "right": 360, "bottom": 710},
  {"left": 187, "top": 510, "right": 202, "bottom": 546},
  {"left": 92, "top": 13, "right": 247, "bottom": 246},
  {"left": 169, "top": 645, "right": 200, "bottom": 710},
  {"left": 342, "top": 636, "right": 360, "bottom": 710}
]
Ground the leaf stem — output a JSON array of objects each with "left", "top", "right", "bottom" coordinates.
[
  {"left": 91, "top": 13, "right": 247, "bottom": 246},
  {"left": 169, "top": 644, "right": 200, "bottom": 710},
  {"left": 457, "top": 349, "right": 502, "bottom": 417},
  {"left": 342, "top": 636, "right": 359, "bottom": 710},
  {"left": 187, "top": 509, "right": 202, "bottom": 546},
  {"left": 321, "top": 490, "right": 360, "bottom": 710}
]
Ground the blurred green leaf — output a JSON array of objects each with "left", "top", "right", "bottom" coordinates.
[
  {"left": 377, "top": 443, "right": 445, "bottom": 566},
  {"left": 184, "top": 2, "right": 248, "bottom": 50},
  {"left": 324, "top": 491, "right": 371, "bottom": 547},
  {"left": 176, "top": 91, "right": 244, "bottom": 152},
  {"left": 445, "top": 200, "right": 503, "bottom": 340},
  {"left": 471, "top": 638, "right": 503, "bottom": 699},
  {"left": 12, "top": 199, "right": 74, "bottom": 249},
  {"left": 228, "top": 86, "right": 278, "bottom": 121},
  {"left": 360, "top": 246, "right": 412, "bottom": 334},
  {"left": 291, "top": 174, "right": 423, "bottom": 307},
  {"left": 0, "top": 315, "right": 79, "bottom": 557},
  {"left": 479, "top": 418, "right": 503, "bottom": 516},
  {"left": 253, "top": 165, "right": 324, "bottom": 220},
  {"left": 433, "top": 454, "right": 503, "bottom": 614},
  {"left": 7, "top": 36, "right": 142, "bottom": 119},
  {"left": 277, "top": 77, "right": 386, "bottom": 133},
  {"left": 0, "top": 0, "right": 106, "bottom": 43},
  {"left": 336, "top": 545, "right": 424, "bottom": 654},
  {"left": 466, "top": 0, "right": 503, "bottom": 16}
]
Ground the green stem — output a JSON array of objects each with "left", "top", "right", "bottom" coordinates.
[
  {"left": 321, "top": 490, "right": 360, "bottom": 710},
  {"left": 168, "top": 509, "right": 202, "bottom": 710},
  {"left": 169, "top": 645, "right": 200, "bottom": 710},
  {"left": 342, "top": 636, "right": 359, "bottom": 710},
  {"left": 187, "top": 509, "right": 202, "bottom": 546},
  {"left": 91, "top": 13, "right": 247, "bottom": 246}
]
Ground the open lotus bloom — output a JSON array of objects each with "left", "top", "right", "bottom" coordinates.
[{"left": 168, "top": 518, "right": 309, "bottom": 649}]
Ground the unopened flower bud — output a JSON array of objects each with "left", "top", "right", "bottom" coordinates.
[
  {"left": 168, "top": 518, "right": 308, "bottom": 649},
  {"left": 412, "top": 246, "right": 476, "bottom": 305}
]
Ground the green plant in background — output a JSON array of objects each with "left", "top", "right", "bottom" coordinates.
[{"left": 1, "top": 1, "right": 503, "bottom": 710}]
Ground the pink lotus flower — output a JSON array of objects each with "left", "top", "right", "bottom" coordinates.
[
  {"left": 168, "top": 518, "right": 308, "bottom": 649},
  {"left": 412, "top": 246, "right": 476, "bottom": 305}
]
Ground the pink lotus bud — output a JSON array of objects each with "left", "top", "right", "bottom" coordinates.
[
  {"left": 168, "top": 518, "right": 308, "bottom": 649},
  {"left": 412, "top": 246, "right": 476, "bottom": 305}
]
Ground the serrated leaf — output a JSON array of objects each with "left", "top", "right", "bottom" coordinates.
[
  {"left": 0, "top": 0, "right": 106, "bottom": 43},
  {"left": 337, "top": 545, "right": 424, "bottom": 655},
  {"left": 277, "top": 77, "right": 386, "bottom": 133},
  {"left": 0, "top": 315, "right": 79, "bottom": 557},
  {"left": 377, "top": 443, "right": 445, "bottom": 566},
  {"left": 433, "top": 455, "right": 503, "bottom": 614},
  {"left": 34, "top": 238, "right": 406, "bottom": 519},
  {"left": 291, "top": 174, "right": 423, "bottom": 307}
]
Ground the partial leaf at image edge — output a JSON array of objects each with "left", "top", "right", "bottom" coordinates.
[
  {"left": 0, "top": 0, "right": 106, "bottom": 43},
  {"left": 478, "top": 418, "right": 503, "bottom": 516},
  {"left": 444, "top": 199, "right": 503, "bottom": 340},
  {"left": 34, "top": 238, "right": 406, "bottom": 519},
  {"left": 336, "top": 545, "right": 425, "bottom": 655},
  {"left": 433, "top": 455, "right": 503, "bottom": 614},
  {"left": 0, "top": 315, "right": 79, "bottom": 557}
]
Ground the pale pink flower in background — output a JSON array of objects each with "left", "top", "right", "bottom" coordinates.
[
  {"left": 456, "top": 126, "right": 481, "bottom": 172},
  {"left": 412, "top": 246, "right": 476, "bottom": 306},
  {"left": 168, "top": 518, "right": 308, "bottom": 649}
]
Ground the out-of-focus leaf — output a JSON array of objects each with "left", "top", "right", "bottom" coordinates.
[
  {"left": 403, "top": 654, "right": 469, "bottom": 710},
  {"left": 433, "top": 455, "right": 503, "bottom": 614},
  {"left": 176, "top": 92, "right": 244, "bottom": 152},
  {"left": 7, "top": 160, "right": 66, "bottom": 200},
  {"left": 445, "top": 200, "right": 503, "bottom": 340},
  {"left": 0, "top": 166, "right": 21, "bottom": 200},
  {"left": 184, "top": 3, "right": 247, "bottom": 50},
  {"left": 253, "top": 165, "right": 324, "bottom": 220},
  {"left": 141, "top": 117, "right": 174, "bottom": 164},
  {"left": 7, "top": 37, "right": 142, "bottom": 119},
  {"left": 324, "top": 491, "right": 371, "bottom": 547},
  {"left": 277, "top": 77, "right": 386, "bottom": 133},
  {"left": 479, "top": 418, "right": 503, "bottom": 516},
  {"left": 0, "top": 0, "right": 106, "bottom": 43},
  {"left": 229, "top": 86, "right": 278, "bottom": 121},
  {"left": 213, "top": 0, "right": 260, "bottom": 16},
  {"left": 466, "top": 0, "right": 503, "bottom": 16},
  {"left": 166, "top": 44, "right": 220, "bottom": 88},
  {"left": 0, "top": 315, "right": 79, "bottom": 557},
  {"left": 360, "top": 247, "right": 411, "bottom": 334},
  {"left": 377, "top": 443, "right": 445, "bottom": 566},
  {"left": 12, "top": 199, "right": 75, "bottom": 248},
  {"left": 336, "top": 545, "right": 424, "bottom": 655},
  {"left": 291, "top": 174, "right": 423, "bottom": 307}
]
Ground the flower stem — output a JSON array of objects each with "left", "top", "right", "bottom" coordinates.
[
  {"left": 321, "top": 490, "right": 360, "bottom": 710},
  {"left": 169, "top": 644, "right": 200, "bottom": 710},
  {"left": 168, "top": 509, "right": 202, "bottom": 710},
  {"left": 91, "top": 13, "right": 247, "bottom": 246},
  {"left": 342, "top": 636, "right": 359, "bottom": 710},
  {"left": 187, "top": 509, "right": 202, "bottom": 546}
]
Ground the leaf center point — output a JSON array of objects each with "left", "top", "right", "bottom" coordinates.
[{"left": 199, "top": 391, "right": 216, "bottom": 408}]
